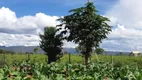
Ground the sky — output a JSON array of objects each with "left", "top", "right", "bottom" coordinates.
[{"left": 0, "top": 0, "right": 142, "bottom": 52}]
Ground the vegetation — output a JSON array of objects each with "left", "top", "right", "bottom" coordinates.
[
  {"left": 1, "top": 53, "right": 142, "bottom": 79},
  {"left": 33, "top": 48, "right": 38, "bottom": 54},
  {"left": 0, "top": 1, "right": 141, "bottom": 80},
  {"left": 0, "top": 49, "right": 14, "bottom": 54},
  {"left": 0, "top": 60, "right": 142, "bottom": 79},
  {"left": 39, "top": 27, "right": 63, "bottom": 64},
  {"left": 0, "top": 54, "right": 142, "bottom": 67},
  {"left": 57, "top": 2, "right": 111, "bottom": 65},
  {"left": 95, "top": 48, "right": 105, "bottom": 55}
]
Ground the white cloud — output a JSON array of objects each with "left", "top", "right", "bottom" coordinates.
[
  {"left": 0, "top": 7, "right": 60, "bottom": 34},
  {"left": 101, "top": 25, "right": 142, "bottom": 51},
  {"left": 0, "top": 6, "right": 77, "bottom": 48},
  {"left": 0, "top": 33, "right": 40, "bottom": 47},
  {"left": 1, "top": 0, "right": 142, "bottom": 52},
  {"left": 106, "top": 0, "right": 142, "bottom": 29},
  {"left": 63, "top": 41, "right": 77, "bottom": 48},
  {"left": 0, "top": 7, "right": 60, "bottom": 46},
  {"left": 102, "top": 0, "right": 142, "bottom": 51}
]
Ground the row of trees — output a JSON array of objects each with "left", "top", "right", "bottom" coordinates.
[{"left": 40, "top": 2, "right": 111, "bottom": 64}]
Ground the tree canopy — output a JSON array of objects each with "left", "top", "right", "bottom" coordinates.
[
  {"left": 39, "top": 27, "right": 63, "bottom": 64},
  {"left": 95, "top": 48, "right": 105, "bottom": 55},
  {"left": 57, "top": 2, "right": 112, "bottom": 64}
]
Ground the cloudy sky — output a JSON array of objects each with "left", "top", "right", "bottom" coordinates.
[{"left": 0, "top": 0, "right": 142, "bottom": 51}]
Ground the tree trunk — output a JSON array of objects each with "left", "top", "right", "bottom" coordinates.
[
  {"left": 47, "top": 54, "right": 57, "bottom": 64},
  {"left": 84, "top": 53, "right": 90, "bottom": 65},
  {"left": 84, "top": 47, "right": 91, "bottom": 65}
]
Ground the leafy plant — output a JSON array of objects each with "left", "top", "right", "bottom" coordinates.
[
  {"left": 39, "top": 27, "right": 63, "bottom": 64},
  {"left": 0, "top": 61, "right": 142, "bottom": 80}
]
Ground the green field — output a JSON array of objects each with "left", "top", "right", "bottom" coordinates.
[
  {"left": 1, "top": 54, "right": 142, "bottom": 67},
  {"left": 1, "top": 54, "right": 142, "bottom": 79}
]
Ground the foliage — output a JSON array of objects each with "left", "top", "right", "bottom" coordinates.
[
  {"left": 0, "top": 49, "right": 14, "bottom": 54},
  {"left": 39, "top": 27, "right": 63, "bottom": 64},
  {"left": 95, "top": 48, "right": 105, "bottom": 55},
  {"left": 33, "top": 47, "right": 38, "bottom": 54},
  {"left": 0, "top": 61, "right": 142, "bottom": 80},
  {"left": 57, "top": 2, "right": 112, "bottom": 64}
]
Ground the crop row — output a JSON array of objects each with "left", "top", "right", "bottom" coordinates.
[{"left": 0, "top": 61, "right": 142, "bottom": 80}]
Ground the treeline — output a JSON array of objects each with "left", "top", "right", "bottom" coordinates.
[{"left": 0, "top": 49, "right": 15, "bottom": 54}]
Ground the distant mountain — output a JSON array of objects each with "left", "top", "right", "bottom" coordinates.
[
  {"left": 105, "top": 51, "right": 130, "bottom": 55},
  {"left": 0, "top": 46, "right": 43, "bottom": 53},
  {"left": 0, "top": 46, "right": 77, "bottom": 54},
  {"left": 0, "top": 46, "right": 130, "bottom": 55}
]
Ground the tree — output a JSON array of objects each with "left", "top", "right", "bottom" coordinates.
[
  {"left": 95, "top": 48, "right": 105, "bottom": 55},
  {"left": 39, "top": 27, "right": 63, "bottom": 64},
  {"left": 57, "top": 2, "right": 111, "bottom": 65},
  {"left": 33, "top": 47, "right": 38, "bottom": 54}
]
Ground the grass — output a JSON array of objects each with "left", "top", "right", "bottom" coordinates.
[
  {"left": 0, "top": 54, "right": 47, "bottom": 65},
  {"left": 1, "top": 53, "right": 142, "bottom": 67}
]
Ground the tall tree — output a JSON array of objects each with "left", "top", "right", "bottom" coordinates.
[
  {"left": 39, "top": 27, "right": 63, "bottom": 64},
  {"left": 57, "top": 2, "right": 112, "bottom": 65}
]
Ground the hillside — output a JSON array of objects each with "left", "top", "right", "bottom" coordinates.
[
  {"left": 0, "top": 46, "right": 130, "bottom": 55},
  {"left": 0, "top": 46, "right": 77, "bottom": 54}
]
